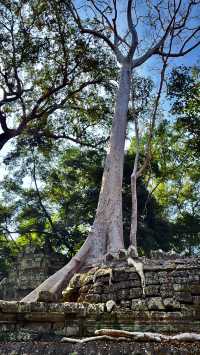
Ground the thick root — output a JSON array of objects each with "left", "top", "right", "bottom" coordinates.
[
  {"left": 95, "top": 329, "right": 200, "bottom": 342},
  {"left": 20, "top": 228, "right": 128, "bottom": 303},
  {"left": 127, "top": 246, "right": 145, "bottom": 296},
  {"left": 61, "top": 335, "right": 128, "bottom": 343},
  {"left": 21, "top": 256, "right": 83, "bottom": 302},
  {"left": 21, "top": 236, "right": 92, "bottom": 303},
  {"left": 61, "top": 330, "right": 200, "bottom": 343}
]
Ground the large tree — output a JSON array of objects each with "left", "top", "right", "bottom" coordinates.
[
  {"left": 1, "top": 142, "right": 172, "bottom": 261},
  {"left": 0, "top": 0, "right": 114, "bottom": 150},
  {"left": 12, "top": 0, "right": 200, "bottom": 302}
]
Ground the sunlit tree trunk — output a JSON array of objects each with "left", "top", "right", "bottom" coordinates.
[
  {"left": 21, "top": 62, "right": 132, "bottom": 302},
  {"left": 129, "top": 172, "right": 138, "bottom": 251},
  {"left": 129, "top": 106, "right": 140, "bottom": 252},
  {"left": 88, "top": 62, "right": 131, "bottom": 261}
]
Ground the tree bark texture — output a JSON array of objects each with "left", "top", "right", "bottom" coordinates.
[
  {"left": 129, "top": 108, "right": 140, "bottom": 250},
  {"left": 88, "top": 62, "right": 132, "bottom": 261},
  {"left": 129, "top": 172, "right": 138, "bottom": 250}
]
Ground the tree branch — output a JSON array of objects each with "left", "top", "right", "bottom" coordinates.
[
  {"left": 127, "top": 0, "right": 138, "bottom": 59},
  {"left": 41, "top": 132, "right": 109, "bottom": 148},
  {"left": 0, "top": 111, "right": 9, "bottom": 132},
  {"left": 136, "top": 58, "right": 167, "bottom": 178},
  {"left": 132, "top": 0, "right": 183, "bottom": 68},
  {"left": 67, "top": 1, "right": 124, "bottom": 63},
  {"left": 159, "top": 37, "right": 200, "bottom": 58}
]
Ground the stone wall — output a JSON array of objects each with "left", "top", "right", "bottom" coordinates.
[
  {"left": 1, "top": 340, "right": 200, "bottom": 354},
  {"left": 0, "top": 272, "right": 5, "bottom": 283},
  {"left": 0, "top": 245, "right": 66, "bottom": 301},
  {"left": 1, "top": 338, "right": 200, "bottom": 354},
  {"left": 63, "top": 255, "right": 200, "bottom": 316},
  {"left": 0, "top": 257, "right": 200, "bottom": 339},
  {"left": 1, "top": 256, "right": 200, "bottom": 353}
]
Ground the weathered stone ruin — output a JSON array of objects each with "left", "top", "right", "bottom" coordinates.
[
  {"left": 0, "top": 245, "right": 66, "bottom": 301},
  {"left": 1, "top": 251, "right": 200, "bottom": 353}
]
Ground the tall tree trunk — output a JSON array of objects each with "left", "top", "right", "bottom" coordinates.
[
  {"left": 129, "top": 144, "right": 139, "bottom": 252},
  {"left": 21, "top": 62, "right": 132, "bottom": 302},
  {"left": 129, "top": 172, "right": 138, "bottom": 251},
  {"left": 88, "top": 62, "right": 132, "bottom": 262},
  {"left": 129, "top": 104, "right": 139, "bottom": 251}
]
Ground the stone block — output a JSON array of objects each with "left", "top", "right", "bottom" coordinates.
[
  {"left": 193, "top": 296, "right": 200, "bottom": 305},
  {"left": 30, "top": 302, "right": 49, "bottom": 313},
  {"left": 158, "top": 271, "right": 173, "bottom": 283},
  {"left": 112, "top": 268, "right": 129, "bottom": 282},
  {"left": 0, "top": 312, "right": 16, "bottom": 322},
  {"left": 145, "top": 272, "right": 159, "bottom": 285},
  {"left": 63, "top": 302, "right": 86, "bottom": 316},
  {"left": 111, "top": 280, "right": 141, "bottom": 292},
  {"left": 173, "top": 277, "right": 189, "bottom": 284},
  {"left": 172, "top": 270, "right": 188, "bottom": 278},
  {"left": 160, "top": 284, "right": 174, "bottom": 298},
  {"left": 126, "top": 269, "right": 140, "bottom": 280},
  {"left": 22, "top": 322, "right": 52, "bottom": 332},
  {"left": 93, "top": 268, "right": 112, "bottom": 278},
  {"left": 150, "top": 310, "right": 183, "bottom": 321},
  {"left": 117, "top": 289, "right": 130, "bottom": 300},
  {"left": 84, "top": 293, "right": 101, "bottom": 303},
  {"left": 129, "top": 288, "right": 143, "bottom": 299},
  {"left": 175, "top": 292, "right": 193, "bottom": 303},
  {"left": 173, "top": 284, "right": 189, "bottom": 292},
  {"left": 52, "top": 322, "right": 65, "bottom": 331},
  {"left": 158, "top": 271, "right": 169, "bottom": 279},
  {"left": 101, "top": 293, "right": 116, "bottom": 303},
  {"left": 86, "top": 303, "right": 105, "bottom": 314},
  {"left": 190, "top": 285, "right": 200, "bottom": 295},
  {"left": 94, "top": 276, "right": 110, "bottom": 286},
  {"left": 147, "top": 297, "right": 165, "bottom": 310},
  {"left": 131, "top": 299, "right": 147, "bottom": 311},
  {"left": 120, "top": 300, "right": 131, "bottom": 308},
  {"left": 23, "top": 312, "right": 64, "bottom": 322},
  {"left": 64, "top": 324, "right": 80, "bottom": 337},
  {"left": 189, "top": 275, "right": 199, "bottom": 283},
  {"left": 0, "top": 301, "right": 18, "bottom": 313},
  {"left": 101, "top": 284, "right": 114, "bottom": 293},
  {"left": 163, "top": 298, "right": 181, "bottom": 310},
  {"left": 145, "top": 285, "right": 160, "bottom": 297}
]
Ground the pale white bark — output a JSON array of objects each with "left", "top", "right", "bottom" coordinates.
[
  {"left": 129, "top": 172, "right": 138, "bottom": 248},
  {"left": 83, "top": 62, "right": 132, "bottom": 264},
  {"left": 61, "top": 335, "right": 129, "bottom": 343},
  {"left": 94, "top": 62, "right": 131, "bottom": 254},
  {"left": 127, "top": 257, "right": 145, "bottom": 295},
  {"left": 95, "top": 329, "right": 200, "bottom": 342},
  {"left": 129, "top": 56, "right": 169, "bottom": 251},
  {"left": 129, "top": 105, "right": 140, "bottom": 249},
  {"left": 62, "top": 331, "right": 200, "bottom": 343}
]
